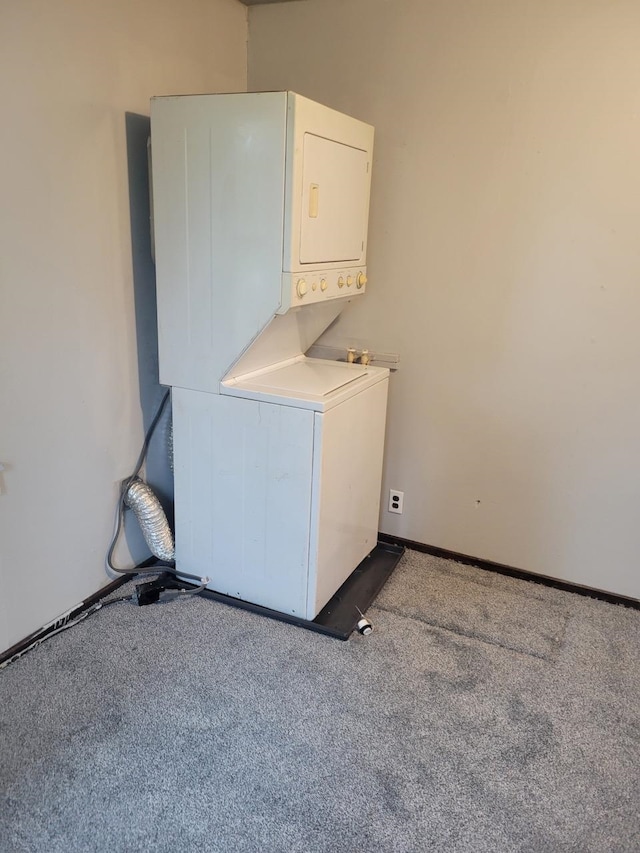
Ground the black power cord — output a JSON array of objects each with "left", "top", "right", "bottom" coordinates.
[
  {"left": 0, "top": 595, "right": 134, "bottom": 671},
  {"left": 2, "top": 395, "right": 206, "bottom": 670}
]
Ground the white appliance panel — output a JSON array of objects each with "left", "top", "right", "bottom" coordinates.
[
  {"left": 225, "top": 300, "right": 346, "bottom": 381},
  {"left": 299, "top": 134, "right": 369, "bottom": 264},
  {"left": 151, "top": 93, "right": 287, "bottom": 393},
  {"left": 173, "top": 388, "right": 314, "bottom": 616},
  {"left": 308, "top": 378, "right": 389, "bottom": 617}
]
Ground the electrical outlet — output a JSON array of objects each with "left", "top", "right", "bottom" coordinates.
[{"left": 388, "top": 489, "right": 404, "bottom": 514}]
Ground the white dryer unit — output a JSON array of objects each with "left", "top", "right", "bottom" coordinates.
[{"left": 151, "top": 92, "right": 388, "bottom": 621}]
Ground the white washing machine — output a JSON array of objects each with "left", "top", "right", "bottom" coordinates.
[{"left": 151, "top": 92, "right": 389, "bottom": 621}]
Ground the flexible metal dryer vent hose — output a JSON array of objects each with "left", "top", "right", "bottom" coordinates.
[{"left": 124, "top": 478, "right": 175, "bottom": 562}]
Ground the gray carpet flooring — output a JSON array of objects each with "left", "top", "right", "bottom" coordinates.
[{"left": 1, "top": 549, "right": 639, "bottom": 852}]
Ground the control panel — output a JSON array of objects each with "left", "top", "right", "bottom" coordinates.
[{"left": 280, "top": 268, "right": 368, "bottom": 311}]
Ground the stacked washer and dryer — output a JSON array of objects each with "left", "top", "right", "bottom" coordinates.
[{"left": 150, "top": 92, "right": 391, "bottom": 625}]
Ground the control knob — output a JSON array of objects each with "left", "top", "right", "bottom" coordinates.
[
  {"left": 337, "top": 276, "right": 345, "bottom": 289},
  {"left": 346, "top": 275, "right": 353, "bottom": 287},
  {"left": 357, "top": 272, "right": 368, "bottom": 289},
  {"left": 296, "top": 278, "right": 308, "bottom": 298},
  {"left": 320, "top": 278, "right": 328, "bottom": 291}
]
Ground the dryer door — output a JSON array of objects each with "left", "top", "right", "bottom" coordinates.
[{"left": 299, "top": 133, "right": 369, "bottom": 265}]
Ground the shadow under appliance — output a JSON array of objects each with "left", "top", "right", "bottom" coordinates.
[{"left": 151, "top": 91, "right": 399, "bottom": 630}]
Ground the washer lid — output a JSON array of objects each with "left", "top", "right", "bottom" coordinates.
[
  {"left": 240, "top": 359, "right": 368, "bottom": 396},
  {"left": 222, "top": 356, "right": 389, "bottom": 412}
]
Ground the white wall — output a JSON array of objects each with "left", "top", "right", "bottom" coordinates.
[
  {"left": 249, "top": 0, "right": 640, "bottom": 598},
  {"left": 0, "top": 0, "right": 247, "bottom": 652}
]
